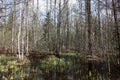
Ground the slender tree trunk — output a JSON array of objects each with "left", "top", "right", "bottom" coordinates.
[
  {"left": 32, "top": 0, "right": 36, "bottom": 49},
  {"left": 53, "top": 0, "right": 56, "bottom": 53},
  {"left": 56, "top": 0, "right": 61, "bottom": 56},
  {"left": 46, "top": 0, "right": 50, "bottom": 50},
  {"left": 66, "top": 0, "right": 69, "bottom": 52},
  {"left": 112, "top": 0, "right": 120, "bottom": 65},
  {"left": 105, "top": 0, "right": 111, "bottom": 76},
  {"left": 98, "top": 0, "right": 102, "bottom": 54},
  {"left": 18, "top": 3, "right": 22, "bottom": 59},
  {"left": 86, "top": 0, "right": 92, "bottom": 79},
  {"left": 75, "top": 19, "right": 79, "bottom": 53},
  {"left": 1, "top": 0, "right": 5, "bottom": 49},
  {"left": 86, "top": 0, "right": 92, "bottom": 55},
  {"left": 24, "top": 0, "right": 29, "bottom": 55},
  {"left": 12, "top": 0, "right": 16, "bottom": 53}
]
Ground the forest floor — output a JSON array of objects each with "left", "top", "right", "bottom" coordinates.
[{"left": 0, "top": 52, "right": 120, "bottom": 80}]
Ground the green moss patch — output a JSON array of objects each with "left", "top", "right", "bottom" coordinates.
[
  {"left": 0, "top": 54, "right": 30, "bottom": 79},
  {"left": 40, "top": 56, "right": 71, "bottom": 73}
]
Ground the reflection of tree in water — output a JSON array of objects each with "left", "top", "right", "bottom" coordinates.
[{"left": 26, "top": 54, "right": 120, "bottom": 80}]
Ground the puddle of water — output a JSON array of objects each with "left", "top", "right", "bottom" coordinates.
[{"left": 0, "top": 55, "right": 119, "bottom": 80}]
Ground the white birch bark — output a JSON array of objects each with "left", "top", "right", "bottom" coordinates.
[{"left": 18, "top": 3, "right": 22, "bottom": 59}]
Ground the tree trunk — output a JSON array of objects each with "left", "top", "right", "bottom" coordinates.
[
  {"left": 86, "top": 0, "right": 92, "bottom": 55},
  {"left": 18, "top": 3, "right": 22, "bottom": 59},
  {"left": 24, "top": 0, "right": 29, "bottom": 55},
  {"left": 105, "top": 0, "right": 111, "bottom": 75},
  {"left": 86, "top": 0, "right": 92, "bottom": 79},
  {"left": 98, "top": 0, "right": 102, "bottom": 54},
  {"left": 56, "top": 0, "right": 61, "bottom": 56},
  {"left": 12, "top": 0, "right": 16, "bottom": 54},
  {"left": 66, "top": 0, "right": 70, "bottom": 52},
  {"left": 112, "top": 0, "right": 120, "bottom": 65}
]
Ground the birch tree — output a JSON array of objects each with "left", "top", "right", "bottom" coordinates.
[{"left": 12, "top": 0, "right": 16, "bottom": 53}]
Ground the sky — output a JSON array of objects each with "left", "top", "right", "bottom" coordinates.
[
  {"left": 33, "top": 0, "right": 77, "bottom": 13},
  {"left": 1, "top": 0, "right": 77, "bottom": 14},
  {"left": 0, "top": 0, "right": 77, "bottom": 20}
]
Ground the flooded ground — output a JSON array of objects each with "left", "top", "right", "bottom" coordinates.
[{"left": 0, "top": 54, "right": 120, "bottom": 80}]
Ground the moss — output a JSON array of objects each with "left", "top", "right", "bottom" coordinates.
[
  {"left": 40, "top": 56, "right": 71, "bottom": 73},
  {"left": 0, "top": 54, "right": 29, "bottom": 79}
]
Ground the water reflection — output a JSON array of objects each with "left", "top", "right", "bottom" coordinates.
[
  {"left": 27, "top": 55, "right": 120, "bottom": 80},
  {"left": 1, "top": 54, "right": 119, "bottom": 80}
]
